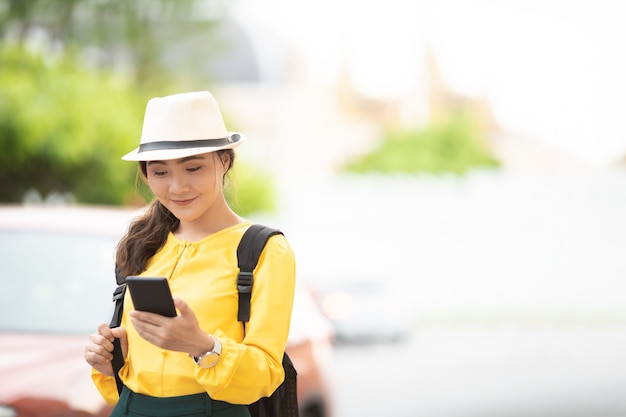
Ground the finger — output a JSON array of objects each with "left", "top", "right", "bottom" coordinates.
[
  {"left": 84, "top": 348, "right": 114, "bottom": 376},
  {"left": 89, "top": 332, "right": 114, "bottom": 354},
  {"left": 129, "top": 315, "right": 162, "bottom": 342},
  {"left": 129, "top": 310, "right": 166, "bottom": 326},
  {"left": 84, "top": 341, "right": 114, "bottom": 364},
  {"left": 85, "top": 346, "right": 112, "bottom": 363},
  {"left": 174, "top": 298, "right": 199, "bottom": 329},
  {"left": 111, "top": 326, "right": 129, "bottom": 356},
  {"left": 97, "top": 322, "right": 115, "bottom": 342},
  {"left": 110, "top": 325, "right": 127, "bottom": 340},
  {"left": 113, "top": 326, "right": 130, "bottom": 358}
]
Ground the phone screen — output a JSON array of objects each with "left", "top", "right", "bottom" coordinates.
[{"left": 126, "top": 276, "right": 177, "bottom": 317}]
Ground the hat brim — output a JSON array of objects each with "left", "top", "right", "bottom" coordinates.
[{"left": 121, "top": 133, "right": 244, "bottom": 161}]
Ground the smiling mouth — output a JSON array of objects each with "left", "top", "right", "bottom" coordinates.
[{"left": 171, "top": 198, "right": 195, "bottom": 206}]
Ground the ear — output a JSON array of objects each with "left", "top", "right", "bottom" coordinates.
[{"left": 220, "top": 152, "right": 231, "bottom": 171}]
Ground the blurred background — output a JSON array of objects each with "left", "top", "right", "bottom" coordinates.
[{"left": 2, "top": 1, "right": 626, "bottom": 416}]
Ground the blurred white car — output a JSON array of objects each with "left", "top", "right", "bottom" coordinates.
[
  {"left": 317, "top": 279, "right": 412, "bottom": 344},
  {"left": 0, "top": 205, "right": 334, "bottom": 417}
]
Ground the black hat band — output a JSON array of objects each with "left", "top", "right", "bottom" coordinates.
[{"left": 138, "top": 137, "right": 235, "bottom": 153}]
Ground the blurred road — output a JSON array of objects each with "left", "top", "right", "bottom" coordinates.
[{"left": 328, "top": 326, "right": 626, "bottom": 417}]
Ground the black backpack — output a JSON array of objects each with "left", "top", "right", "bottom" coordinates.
[{"left": 109, "top": 224, "right": 299, "bottom": 417}]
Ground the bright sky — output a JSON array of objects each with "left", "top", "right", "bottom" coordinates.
[{"left": 234, "top": 0, "right": 626, "bottom": 165}]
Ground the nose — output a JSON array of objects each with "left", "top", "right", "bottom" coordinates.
[{"left": 169, "top": 173, "right": 189, "bottom": 194}]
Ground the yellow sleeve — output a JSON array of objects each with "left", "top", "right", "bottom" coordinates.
[
  {"left": 91, "top": 369, "right": 120, "bottom": 406},
  {"left": 193, "top": 234, "right": 296, "bottom": 404}
]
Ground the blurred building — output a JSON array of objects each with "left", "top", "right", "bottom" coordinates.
[{"left": 160, "top": 9, "right": 597, "bottom": 176}]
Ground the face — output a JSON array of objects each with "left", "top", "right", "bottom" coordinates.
[{"left": 145, "top": 152, "right": 229, "bottom": 224}]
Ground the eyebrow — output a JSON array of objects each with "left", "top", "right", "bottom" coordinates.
[{"left": 147, "top": 155, "right": 206, "bottom": 166}]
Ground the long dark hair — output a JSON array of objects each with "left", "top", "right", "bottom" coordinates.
[{"left": 115, "top": 149, "right": 235, "bottom": 278}]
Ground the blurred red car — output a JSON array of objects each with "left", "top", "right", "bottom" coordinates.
[{"left": 0, "top": 205, "right": 333, "bottom": 417}]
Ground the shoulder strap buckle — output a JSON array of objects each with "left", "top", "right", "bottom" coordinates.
[
  {"left": 237, "top": 271, "right": 253, "bottom": 293},
  {"left": 112, "top": 283, "right": 126, "bottom": 302}
]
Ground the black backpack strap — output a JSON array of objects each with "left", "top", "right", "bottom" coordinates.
[
  {"left": 236, "top": 224, "right": 298, "bottom": 417},
  {"left": 237, "top": 224, "right": 283, "bottom": 323},
  {"left": 110, "top": 266, "right": 127, "bottom": 395}
]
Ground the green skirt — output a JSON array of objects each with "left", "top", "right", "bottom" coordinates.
[{"left": 110, "top": 386, "right": 251, "bottom": 417}]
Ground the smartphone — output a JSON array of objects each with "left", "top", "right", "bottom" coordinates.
[{"left": 126, "top": 276, "right": 177, "bottom": 317}]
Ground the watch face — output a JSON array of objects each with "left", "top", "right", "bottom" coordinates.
[{"left": 198, "top": 352, "right": 220, "bottom": 368}]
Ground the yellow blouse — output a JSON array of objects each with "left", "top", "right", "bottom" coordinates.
[{"left": 92, "top": 222, "right": 296, "bottom": 405}]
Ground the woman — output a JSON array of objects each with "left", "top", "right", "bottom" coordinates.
[{"left": 84, "top": 91, "right": 296, "bottom": 417}]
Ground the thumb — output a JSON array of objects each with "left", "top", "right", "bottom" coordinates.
[
  {"left": 111, "top": 326, "right": 129, "bottom": 359},
  {"left": 174, "top": 297, "right": 198, "bottom": 323}
]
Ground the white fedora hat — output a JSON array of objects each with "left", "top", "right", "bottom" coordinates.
[{"left": 122, "top": 91, "right": 244, "bottom": 161}]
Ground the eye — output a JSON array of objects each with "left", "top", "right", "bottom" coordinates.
[
  {"left": 186, "top": 166, "right": 202, "bottom": 173},
  {"left": 151, "top": 170, "right": 167, "bottom": 177}
]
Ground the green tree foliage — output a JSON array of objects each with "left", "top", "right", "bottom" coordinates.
[
  {"left": 225, "top": 162, "right": 277, "bottom": 215},
  {"left": 344, "top": 110, "right": 500, "bottom": 175},
  {"left": 0, "top": 45, "right": 145, "bottom": 205},
  {"left": 0, "top": 0, "right": 205, "bottom": 89}
]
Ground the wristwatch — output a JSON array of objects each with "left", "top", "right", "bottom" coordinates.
[{"left": 192, "top": 335, "right": 222, "bottom": 368}]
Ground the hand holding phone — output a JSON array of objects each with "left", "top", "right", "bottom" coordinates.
[{"left": 126, "top": 276, "right": 177, "bottom": 317}]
